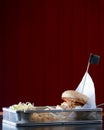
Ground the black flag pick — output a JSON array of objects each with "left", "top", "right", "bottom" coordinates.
[
  {"left": 81, "top": 53, "right": 100, "bottom": 93},
  {"left": 89, "top": 54, "right": 100, "bottom": 64}
]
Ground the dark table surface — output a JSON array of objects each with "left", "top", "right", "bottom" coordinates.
[{"left": 0, "top": 115, "right": 104, "bottom": 130}]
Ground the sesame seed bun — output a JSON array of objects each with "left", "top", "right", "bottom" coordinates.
[{"left": 61, "top": 90, "right": 88, "bottom": 105}]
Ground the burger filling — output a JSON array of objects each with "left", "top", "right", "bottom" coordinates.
[{"left": 60, "top": 98, "right": 84, "bottom": 109}]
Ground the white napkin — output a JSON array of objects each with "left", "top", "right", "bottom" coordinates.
[{"left": 76, "top": 72, "right": 96, "bottom": 108}]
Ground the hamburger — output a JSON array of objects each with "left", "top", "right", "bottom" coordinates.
[{"left": 57, "top": 90, "right": 89, "bottom": 109}]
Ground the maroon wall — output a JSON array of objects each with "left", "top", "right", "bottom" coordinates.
[{"left": 0, "top": 0, "right": 104, "bottom": 110}]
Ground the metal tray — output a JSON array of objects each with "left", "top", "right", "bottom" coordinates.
[{"left": 2, "top": 107, "right": 103, "bottom": 126}]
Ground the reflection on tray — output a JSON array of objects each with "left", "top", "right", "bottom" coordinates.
[{"left": 2, "top": 123, "right": 103, "bottom": 130}]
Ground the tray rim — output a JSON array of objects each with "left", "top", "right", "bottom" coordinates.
[{"left": 2, "top": 107, "right": 103, "bottom": 113}]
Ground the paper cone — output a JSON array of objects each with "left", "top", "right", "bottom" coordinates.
[{"left": 76, "top": 72, "right": 96, "bottom": 108}]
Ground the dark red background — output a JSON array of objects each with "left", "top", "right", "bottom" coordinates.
[{"left": 0, "top": 0, "right": 104, "bottom": 110}]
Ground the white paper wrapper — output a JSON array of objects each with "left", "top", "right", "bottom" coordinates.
[{"left": 76, "top": 72, "right": 96, "bottom": 109}]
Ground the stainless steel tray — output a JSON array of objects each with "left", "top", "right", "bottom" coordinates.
[{"left": 2, "top": 107, "right": 103, "bottom": 126}]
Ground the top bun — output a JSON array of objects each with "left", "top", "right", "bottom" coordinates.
[{"left": 61, "top": 90, "right": 88, "bottom": 105}]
